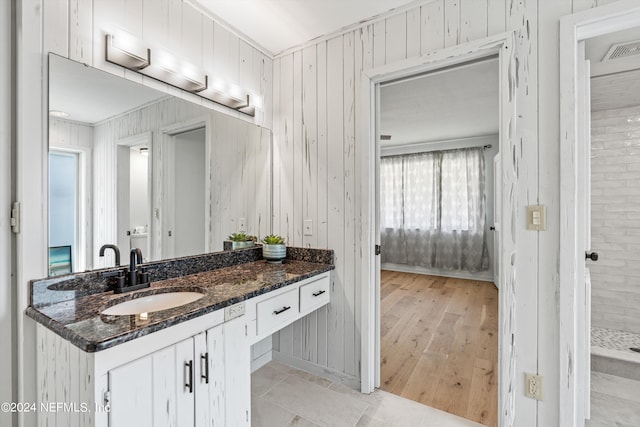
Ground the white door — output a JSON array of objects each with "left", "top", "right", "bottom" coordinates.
[{"left": 576, "top": 40, "right": 593, "bottom": 422}]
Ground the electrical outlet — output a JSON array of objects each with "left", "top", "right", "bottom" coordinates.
[
  {"left": 303, "top": 219, "right": 313, "bottom": 236},
  {"left": 238, "top": 217, "right": 246, "bottom": 232},
  {"left": 224, "top": 302, "right": 245, "bottom": 321},
  {"left": 525, "top": 373, "right": 544, "bottom": 400}
]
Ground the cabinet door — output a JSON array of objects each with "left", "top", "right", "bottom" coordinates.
[
  {"left": 175, "top": 337, "right": 196, "bottom": 426},
  {"left": 109, "top": 354, "right": 154, "bottom": 427},
  {"left": 109, "top": 337, "right": 194, "bottom": 427},
  {"left": 195, "top": 325, "right": 225, "bottom": 427},
  {"left": 224, "top": 316, "right": 251, "bottom": 426}
]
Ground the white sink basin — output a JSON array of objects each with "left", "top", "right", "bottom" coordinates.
[{"left": 102, "top": 291, "right": 204, "bottom": 316}]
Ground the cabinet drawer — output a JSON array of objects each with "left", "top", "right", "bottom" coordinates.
[
  {"left": 300, "top": 274, "right": 330, "bottom": 313},
  {"left": 256, "top": 288, "right": 299, "bottom": 336}
]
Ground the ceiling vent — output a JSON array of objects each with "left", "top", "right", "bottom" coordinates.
[{"left": 602, "top": 39, "right": 640, "bottom": 62}]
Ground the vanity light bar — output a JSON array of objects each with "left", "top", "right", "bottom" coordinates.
[
  {"left": 105, "top": 32, "right": 256, "bottom": 117},
  {"left": 105, "top": 34, "right": 150, "bottom": 70},
  {"left": 144, "top": 49, "right": 208, "bottom": 93}
]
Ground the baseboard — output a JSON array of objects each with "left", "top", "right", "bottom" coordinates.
[
  {"left": 381, "top": 262, "right": 494, "bottom": 283},
  {"left": 272, "top": 351, "right": 361, "bottom": 391},
  {"left": 251, "top": 350, "right": 273, "bottom": 373}
]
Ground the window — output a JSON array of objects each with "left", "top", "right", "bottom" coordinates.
[{"left": 380, "top": 147, "right": 488, "bottom": 272}]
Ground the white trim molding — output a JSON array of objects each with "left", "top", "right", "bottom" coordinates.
[{"left": 559, "top": 2, "right": 640, "bottom": 426}]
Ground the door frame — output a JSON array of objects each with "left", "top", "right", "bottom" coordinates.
[
  {"left": 359, "top": 31, "right": 516, "bottom": 426},
  {"left": 559, "top": 2, "right": 640, "bottom": 426}
]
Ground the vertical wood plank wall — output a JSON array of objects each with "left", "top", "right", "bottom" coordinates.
[
  {"left": 268, "top": 1, "right": 614, "bottom": 426},
  {"left": 19, "top": 0, "right": 617, "bottom": 425}
]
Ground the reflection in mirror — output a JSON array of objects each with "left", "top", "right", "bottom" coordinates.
[{"left": 48, "top": 54, "right": 272, "bottom": 275}]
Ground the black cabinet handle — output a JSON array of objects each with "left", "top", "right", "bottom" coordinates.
[
  {"left": 200, "top": 353, "right": 209, "bottom": 384},
  {"left": 586, "top": 251, "right": 599, "bottom": 261},
  {"left": 312, "top": 290, "right": 326, "bottom": 297},
  {"left": 185, "top": 360, "right": 193, "bottom": 393},
  {"left": 273, "top": 306, "right": 291, "bottom": 315}
]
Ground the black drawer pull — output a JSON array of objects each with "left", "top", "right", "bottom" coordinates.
[
  {"left": 185, "top": 360, "right": 193, "bottom": 393},
  {"left": 312, "top": 290, "right": 326, "bottom": 297},
  {"left": 273, "top": 306, "right": 291, "bottom": 315},
  {"left": 201, "top": 353, "right": 209, "bottom": 384}
]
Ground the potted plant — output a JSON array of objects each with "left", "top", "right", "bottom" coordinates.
[
  {"left": 227, "top": 232, "right": 256, "bottom": 250},
  {"left": 261, "top": 234, "right": 286, "bottom": 262}
]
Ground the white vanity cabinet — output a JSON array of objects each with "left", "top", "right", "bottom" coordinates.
[
  {"left": 107, "top": 324, "right": 225, "bottom": 427},
  {"left": 35, "top": 271, "right": 331, "bottom": 427}
]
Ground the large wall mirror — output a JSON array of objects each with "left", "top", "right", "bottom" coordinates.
[{"left": 48, "top": 54, "right": 272, "bottom": 275}]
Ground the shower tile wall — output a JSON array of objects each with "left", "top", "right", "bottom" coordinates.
[{"left": 591, "top": 105, "right": 640, "bottom": 335}]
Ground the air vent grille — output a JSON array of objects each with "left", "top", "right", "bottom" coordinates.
[{"left": 603, "top": 39, "right": 640, "bottom": 62}]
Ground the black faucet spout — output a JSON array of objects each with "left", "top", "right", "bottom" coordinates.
[
  {"left": 99, "top": 244, "right": 120, "bottom": 267},
  {"left": 128, "top": 248, "right": 143, "bottom": 287}
]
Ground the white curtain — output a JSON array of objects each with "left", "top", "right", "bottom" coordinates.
[{"left": 380, "top": 147, "right": 489, "bottom": 272}]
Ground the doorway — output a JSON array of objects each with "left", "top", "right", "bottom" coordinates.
[
  {"left": 376, "top": 58, "right": 500, "bottom": 426},
  {"left": 560, "top": 4, "right": 640, "bottom": 425},
  {"left": 360, "top": 32, "right": 517, "bottom": 427},
  {"left": 117, "top": 132, "right": 152, "bottom": 261},
  {"left": 161, "top": 120, "right": 210, "bottom": 259}
]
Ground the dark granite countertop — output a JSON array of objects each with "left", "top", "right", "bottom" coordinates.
[{"left": 26, "top": 247, "right": 333, "bottom": 353}]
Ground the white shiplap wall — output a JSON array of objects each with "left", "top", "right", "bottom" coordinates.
[
  {"left": 13, "top": 1, "right": 623, "bottom": 425},
  {"left": 268, "top": 1, "right": 612, "bottom": 426}
]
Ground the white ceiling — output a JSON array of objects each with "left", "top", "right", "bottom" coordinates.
[
  {"left": 379, "top": 58, "right": 499, "bottom": 147},
  {"left": 191, "top": 0, "right": 418, "bottom": 55},
  {"left": 49, "top": 55, "right": 166, "bottom": 124}
]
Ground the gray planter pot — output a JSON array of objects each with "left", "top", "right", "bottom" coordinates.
[
  {"left": 231, "top": 241, "right": 255, "bottom": 250},
  {"left": 262, "top": 244, "right": 286, "bottom": 262}
]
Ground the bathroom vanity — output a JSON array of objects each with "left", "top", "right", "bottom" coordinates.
[{"left": 27, "top": 247, "right": 333, "bottom": 427}]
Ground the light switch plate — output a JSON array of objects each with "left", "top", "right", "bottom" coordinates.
[
  {"left": 303, "top": 219, "right": 313, "bottom": 236},
  {"left": 238, "top": 217, "right": 246, "bottom": 232},
  {"left": 526, "top": 205, "right": 546, "bottom": 231}
]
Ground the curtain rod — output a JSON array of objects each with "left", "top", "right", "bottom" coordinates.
[{"left": 484, "top": 144, "right": 492, "bottom": 150}]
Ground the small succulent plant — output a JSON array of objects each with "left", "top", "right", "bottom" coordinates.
[
  {"left": 227, "top": 232, "right": 256, "bottom": 242},
  {"left": 261, "top": 234, "right": 285, "bottom": 245}
]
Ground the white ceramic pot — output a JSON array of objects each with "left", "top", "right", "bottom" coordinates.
[
  {"left": 262, "top": 244, "right": 286, "bottom": 262},
  {"left": 232, "top": 241, "right": 255, "bottom": 250}
]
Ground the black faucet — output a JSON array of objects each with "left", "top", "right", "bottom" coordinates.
[
  {"left": 99, "top": 244, "right": 120, "bottom": 267},
  {"left": 128, "top": 248, "right": 143, "bottom": 287},
  {"left": 103, "top": 247, "right": 150, "bottom": 293}
]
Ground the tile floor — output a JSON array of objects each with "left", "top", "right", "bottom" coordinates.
[
  {"left": 586, "top": 372, "right": 640, "bottom": 427},
  {"left": 252, "top": 361, "right": 640, "bottom": 427},
  {"left": 251, "top": 361, "right": 485, "bottom": 427}
]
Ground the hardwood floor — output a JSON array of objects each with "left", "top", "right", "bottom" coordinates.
[{"left": 380, "top": 270, "right": 498, "bottom": 427}]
